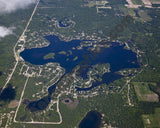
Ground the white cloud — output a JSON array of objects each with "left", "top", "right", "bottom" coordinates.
[
  {"left": 0, "top": 0, "right": 35, "bottom": 14},
  {"left": 0, "top": 26, "right": 14, "bottom": 38}
]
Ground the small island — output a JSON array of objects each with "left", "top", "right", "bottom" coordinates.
[
  {"left": 43, "top": 53, "right": 55, "bottom": 60},
  {"left": 58, "top": 51, "right": 67, "bottom": 55}
]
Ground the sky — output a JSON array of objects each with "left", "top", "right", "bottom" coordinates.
[{"left": 0, "top": 0, "right": 35, "bottom": 38}]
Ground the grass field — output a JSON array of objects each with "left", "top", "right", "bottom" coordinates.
[
  {"left": 149, "top": 0, "right": 160, "bottom": 4},
  {"left": 142, "top": 108, "right": 160, "bottom": 128},
  {"left": 156, "top": 49, "right": 160, "bottom": 58},
  {"left": 133, "top": 82, "right": 159, "bottom": 102},
  {"left": 138, "top": 10, "right": 152, "bottom": 22}
]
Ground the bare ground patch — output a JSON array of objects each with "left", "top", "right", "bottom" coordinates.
[
  {"left": 146, "top": 94, "right": 159, "bottom": 102},
  {"left": 62, "top": 98, "right": 79, "bottom": 109},
  {"left": 8, "top": 100, "right": 19, "bottom": 108}
]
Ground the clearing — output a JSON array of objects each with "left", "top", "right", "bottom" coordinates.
[
  {"left": 133, "top": 82, "right": 159, "bottom": 102},
  {"left": 142, "top": 108, "right": 160, "bottom": 128}
]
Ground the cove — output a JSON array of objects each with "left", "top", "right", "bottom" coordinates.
[{"left": 76, "top": 72, "right": 123, "bottom": 91}]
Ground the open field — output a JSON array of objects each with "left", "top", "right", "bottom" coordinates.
[
  {"left": 150, "top": 0, "right": 160, "bottom": 4},
  {"left": 125, "top": 0, "right": 141, "bottom": 8},
  {"left": 126, "top": 0, "right": 160, "bottom": 8},
  {"left": 142, "top": 0, "right": 152, "bottom": 8},
  {"left": 142, "top": 108, "right": 160, "bottom": 128},
  {"left": 8, "top": 100, "right": 19, "bottom": 108},
  {"left": 133, "top": 82, "right": 159, "bottom": 102},
  {"left": 138, "top": 10, "right": 152, "bottom": 22}
]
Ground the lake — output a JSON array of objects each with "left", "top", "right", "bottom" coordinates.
[
  {"left": 0, "top": 84, "right": 16, "bottom": 102},
  {"left": 20, "top": 35, "right": 139, "bottom": 111},
  {"left": 20, "top": 35, "right": 139, "bottom": 75},
  {"left": 79, "top": 111, "right": 102, "bottom": 128}
]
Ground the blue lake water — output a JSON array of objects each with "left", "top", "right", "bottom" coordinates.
[
  {"left": 20, "top": 35, "right": 139, "bottom": 74},
  {"left": 0, "top": 85, "right": 16, "bottom": 102},
  {"left": 20, "top": 35, "right": 139, "bottom": 112},
  {"left": 76, "top": 72, "right": 123, "bottom": 91},
  {"left": 20, "top": 35, "right": 89, "bottom": 72},
  {"left": 27, "top": 96, "right": 51, "bottom": 112},
  {"left": 79, "top": 111, "right": 102, "bottom": 128},
  {"left": 59, "top": 18, "right": 70, "bottom": 27},
  {"left": 20, "top": 35, "right": 139, "bottom": 89},
  {"left": 59, "top": 20, "right": 70, "bottom": 27},
  {"left": 0, "top": 71, "right": 2, "bottom": 76}
]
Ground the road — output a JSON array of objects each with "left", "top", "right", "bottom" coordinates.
[
  {"left": 13, "top": 76, "right": 30, "bottom": 123},
  {"left": 127, "top": 83, "right": 132, "bottom": 106},
  {"left": 10, "top": 1, "right": 63, "bottom": 124},
  {"left": 0, "top": 0, "right": 40, "bottom": 94},
  {"left": 14, "top": 91, "right": 63, "bottom": 124}
]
